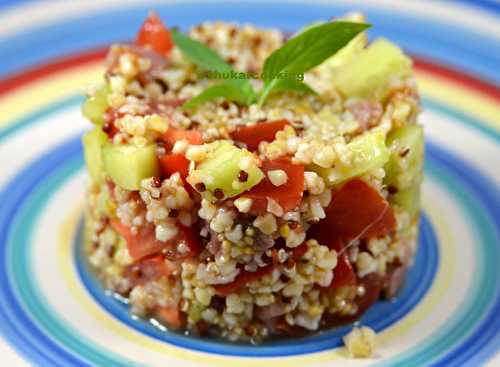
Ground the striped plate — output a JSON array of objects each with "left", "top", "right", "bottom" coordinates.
[{"left": 0, "top": 1, "right": 499, "bottom": 366}]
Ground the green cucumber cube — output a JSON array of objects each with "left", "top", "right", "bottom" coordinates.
[
  {"left": 310, "top": 132, "right": 389, "bottom": 186},
  {"left": 102, "top": 143, "right": 160, "bottom": 190},
  {"left": 332, "top": 38, "right": 412, "bottom": 100},
  {"left": 82, "top": 84, "right": 110, "bottom": 125},
  {"left": 82, "top": 128, "right": 108, "bottom": 184},
  {"left": 187, "top": 141, "right": 264, "bottom": 201},
  {"left": 384, "top": 124, "right": 424, "bottom": 190},
  {"left": 390, "top": 184, "right": 421, "bottom": 219}
]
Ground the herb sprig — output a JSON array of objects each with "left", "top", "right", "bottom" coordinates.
[{"left": 172, "top": 21, "right": 370, "bottom": 109}]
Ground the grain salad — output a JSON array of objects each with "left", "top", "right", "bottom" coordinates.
[{"left": 82, "top": 12, "right": 423, "bottom": 350}]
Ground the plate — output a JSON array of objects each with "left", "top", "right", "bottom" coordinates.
[{"left": 0, "top": 1, "right": 499, "bottom": 366}]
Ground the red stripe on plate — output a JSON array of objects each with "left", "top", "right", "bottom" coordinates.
[
  {"left": 413, "top": 56, "right": 500, "bottom": 101},
  {"left": 0, "top": 48, "right": 107, "bottom": 96}
]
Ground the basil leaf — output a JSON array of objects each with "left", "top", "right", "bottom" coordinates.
[
  {"left": 259, "top": 21, "right": 370, "bottom": 105},
  {"left": 259, "top": 80, "right": 317, "bottom": 103},
  {"left": 172, "top": 29, "right": 256, "bottom": 106},
  {"left": 182, "top": 82, "right": 253, "bottom": 110},
  {"left": 171, "top": 29, "right": 232, "bottom": 72}
]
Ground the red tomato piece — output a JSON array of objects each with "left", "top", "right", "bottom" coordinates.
[
  {"left": 159, "top": 153, "right": 190, "bottom": 180},
  {"left": 309, "top": 178, "right": 396, "bottom": 245},
  {"left": 214, "top": 265, "right": 274, "bottom": 296},
  {"left": 363, "top": 206, "right": 397, "bottom": 238},
  {"left": 245, "top": 158, "right": 304, "bottom": 215},
  {"left": 111, "top": 220, "right": 173, "bottom": 261},
  {"left": 291, "top": 242, "right": 308, "bottom": 260},
  {"left": 231, "top": 119, "right": 289, "bottom": 151},
  {"left": 329, "top": 252, "right": 356, "bottom": 289},
  {"left": 112, "top": 220, "right": 202, "bottom": 261},
  {"left": 177, "top": 224, "right": 203, "bottom": 258},
  {"left": 161, "top": 127, "right": 203, "bottom": 150},
  {"left": 154, "top": 306, "right": 186, "bottom": 330},
  {"left": 125, "top": 255, "right": 178, "bottom": 285},
  {"left": 136, "top": 12, "right": 173, "bottom": 55},
  {"left": 350, "top": 273, "right": 385, "bottom": 318}
]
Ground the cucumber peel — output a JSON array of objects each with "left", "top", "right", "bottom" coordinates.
[
  {"left": 82, "top": 128, "right": 108, "bottom": 184},
  {"left": 384, "top": 124, "right": 424, "bottom": 190}
]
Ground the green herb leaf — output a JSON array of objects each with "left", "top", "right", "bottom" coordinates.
[
  {"left": 258, "top": 79, "right": 317, "bottom": 103},
  {"left": 182, "top": 82, "right": 253, "bottom": 110},
  {"left": 172, "top": 29, "right": 256, "bottom": 108},
  {"left": 259, "top": 21, "right": 370, "bottom": 105},
  {"left": 171, "top": 29, "right": 232, "bottom": 72}
]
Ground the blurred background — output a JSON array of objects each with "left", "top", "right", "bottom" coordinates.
[{"left": 0, "top": 0, "right": 499, "bottom": 84}]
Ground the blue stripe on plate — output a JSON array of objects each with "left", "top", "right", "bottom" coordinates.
[
  {"left": 0, "top": 139, "right": 91, "bottom": 367},
  {"left": 447, "top": 0, "right": 500, "bottom": 15},
  {"left": 0, "top": 2, "right": 499, "bottom": 83},
  {"left": 74, "top": 207, "right": 437, "bottom": 357}
]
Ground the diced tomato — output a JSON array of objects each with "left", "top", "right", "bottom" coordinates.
[
  {"left": 159, "top": 153, "right": 190, "bottom": 180},
  {"left": 231, "top": 119, "right": 289, "bottom": 151},
  {"left": 309, "top": 178, "right": 396, "bottom": 245},
  {"left": 111, "top": 220, "right": 173, "bottom": 261},
  {"left": 245, "top": 158, "right": 304, "bottom": 214},
  {"left": 350, "top": 273, "right": 385, "bottom": 318},
  {"left": 274, "top": 318, "right": 293, "bottom": 334},
  {"left": 329, "top": 252, "right": 356, "bottom": 289},
  {"left": 125, "top": 255, "right": 178, "bottom": 285},
  {"left": 363, "top": 206, "right": 397, "bottom": 238},
  {"left": 214, "top": 265, "right": 274, "bottom": 296},
  {"left": 161, "top": 127, "right": 203, "bottom": 150},
  {"left": 111, "top": 220, "right": 202, "bottom": 261},
  {"left": 177, "top": 224, "right": 203, "bottom": 258},
  {"left": 136, "top": 12, "right": 174, "bottom": 55},
  {"left": 154, "top": 306, "right": 185, "bottom": 329},
  {"left": 291, "top": 242, "right": 308, "bottom": 260}
]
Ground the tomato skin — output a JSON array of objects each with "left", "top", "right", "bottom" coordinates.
[
  {"left": 154, "top": 306, "right": 186, "bottom": 329},
  {"left": 111, "top": 220, "right": 172, "bottom": 261},
  {"left": 214, "top": 265, "right": 274, "bottom": 296},
  {"left": 309, "top": 178, "right": 396, "bottom": 246},
  {"left": 231, "top": 119, "right": 289, "bottom": 151},
  {"left": 159, "top": 153, "right": 190, "bottom": 180},
  {"left": 136, "top": 12, "right": 173, "bottom": 55},
  {"left": 329, "top": 252, "right": 356, "bottom": 289},
  {"left": 363, "top": 206, "right": 397, "bottom": 238},
  {"left": 161, "top": 127, "right": 203, "bottom": 150},
  {"left": 245, "top": 158, "right": 304, "bottom": 215}
]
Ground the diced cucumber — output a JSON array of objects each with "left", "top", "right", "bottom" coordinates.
[
  {"left": 187, "top": 141, "right": 264, "bottom": 201},
  {"left": 310, "top": 132, "right": 389, "bottom": 186},
  {"left": 82, "top": 84, "right": 110, "bottom": 125},
  {"left": 389, "top": 185, "right": 420, "bottom": 219},
  {"left": 384, "top": 124, "right": 424, "bottom": 190},
  {"left": 102, "top": 143, "right": 160, "bottom": 190},
  {"left": 332, "top": 38, "right": 412, "bottom": 100},
  {"left": 326, "top": 31, "right": 367, "bottom": 69},
  {"left": 82, "top": 128, "right": 108, "bottom": 184}
]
